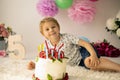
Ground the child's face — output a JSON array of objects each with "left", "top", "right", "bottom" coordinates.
[{"left": 42, "top": 21, "right": 60, "bottom": 40}]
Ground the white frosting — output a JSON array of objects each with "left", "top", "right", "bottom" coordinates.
[{"left": 35, "top": 58, "right": 67, "bottom": 80}]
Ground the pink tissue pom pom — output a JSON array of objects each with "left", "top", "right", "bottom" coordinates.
[
  {"left": 89, "top": 0, "right": 98, "bottom": 2},
  {"left": 36, "top": 0, "right": 58, "bottom": 17},
  {"left": 68, "top": 0, "right": 96, "bottom": 24}
]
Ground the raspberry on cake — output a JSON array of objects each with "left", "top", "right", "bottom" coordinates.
[{"left": 32, "top": 40, "right": 68, "bottom": 80}]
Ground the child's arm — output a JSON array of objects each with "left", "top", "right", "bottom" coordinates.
[{"left": 78, "top": 39, "right": 100, "bottom": 67}]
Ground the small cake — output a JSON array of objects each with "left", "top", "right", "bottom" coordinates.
[{"left": 32, "top": 40, "right": 68, "bottom": 80}]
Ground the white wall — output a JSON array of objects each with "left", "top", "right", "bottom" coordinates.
[{"left": 0, "top": 0, "right": 120, "bottom": 59}]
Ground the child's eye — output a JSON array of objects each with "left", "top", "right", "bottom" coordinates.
[
  {"left": 46, "top": 28, "right": 49, "bottom": 31},
  {"left": 52, "top": 26, "right": 55, "bottom": 29}
]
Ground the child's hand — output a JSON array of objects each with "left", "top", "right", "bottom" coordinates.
[
  {"left": 27, "top": 61, "right": 35, "bottom": 70},
  {"left": 89, "top": 56, "right": 100, "bottom": 67}
]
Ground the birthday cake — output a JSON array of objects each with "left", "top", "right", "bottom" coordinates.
[{"left": 32, "top": 41, "right": 68, "bottom": 80}]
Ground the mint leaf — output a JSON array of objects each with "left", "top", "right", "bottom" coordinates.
[
  {"left": 35, "top": 56, "right": 39, "bottom": 62},
  {"left": 47, "top": 74, "right": 53, "bottom": 80},
  {"left": 52, "top": 58, "right": 56, "bottom": 63},
  {"left": 64, "top": 57, "right": 69, "bottom": 59},
  {"left": 58, "top": 59, "right": 62, "bottom": 63}
]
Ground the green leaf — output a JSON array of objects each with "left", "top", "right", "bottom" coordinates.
[
  {"left": 32, "top": 77, "right": 36, "bottom": 80},
  {"left": 52, "top": 58, "right": 56, "bottom": 62},
  {"left": 103, "top": 39, "right": 107, "bottom": 43},
  {"left": 58, "top": 59, "right": 62, "bottom": 63},
  {"left": 64, "top": 57, "right": 69, "bottom": 59},
  {"left": 35, "top": 56, "right": 39, "bottom": 62},
  {"left": 47, "top": 74, "right": 53, "bottom": 80},
  {"left": 115, "top": 20, "right": 120, "bottom": 26},
  {"left": 32, "top": 76, "right": 36, "bottom": 80}
]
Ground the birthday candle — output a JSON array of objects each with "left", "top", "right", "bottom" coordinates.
[
  {"left": 51, "top": 49, "right": 54, "bottom": 57},
  {"left": 58, "top": 49, "right": 61, "bottom": 59},
  {"left": 38, "top": 44, "right": 41, "bottom": 52},
  {"left": 58, "top": 43, "right": 64, "bottom": 58},
  {"left": 45, "top": 46, "right": 48, "bottom": 59},
  {"left": 45, "top": 40, "right": 49, "bottom": 53}
]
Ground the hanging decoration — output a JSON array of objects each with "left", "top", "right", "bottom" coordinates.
[
  {"left": 36, "top": 0, "right": 98, "bottom": 24},
  {"left": 89, "top": 0, "right": 98, "bottom": 2},
  {"left": 55, "top": 0, "right": 73, "bottom": 9},
  {"left": 68, "top": 0, "right": 96, "bottom": 24},
  {"left": 36, "top": 0, "right": 58, "bottom": 17},
  {"left": 106, "top": 10, "right": 120, "bottom": 39}
]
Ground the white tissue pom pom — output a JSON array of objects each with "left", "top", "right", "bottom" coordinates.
[
  {"left": 116, "top": 11, "right": 120, "bottom": 19},
  {"left": 116, "top": 28, "right": 120, "bottom": 37},
  {"left": 106, "top": 18, "right": 118, "bottom": 30}
]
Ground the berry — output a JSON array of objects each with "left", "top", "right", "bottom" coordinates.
[
  {"left": 60, "top": 51, "right": 64, "bottom": 58},
  {"left": 39, "top": 51, "right": 46, "bottom": 58},
  {"left": 63, "top": 73, "right": 68, "bottom": 80},
  {"left": 54, "top": 52, "right": 58, "bottom": 59}
]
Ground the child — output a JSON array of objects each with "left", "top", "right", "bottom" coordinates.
[{"left": 28, "top": 17, "right": 120, "bottom": 72}]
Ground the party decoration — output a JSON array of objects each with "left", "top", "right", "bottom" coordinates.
[
  {"left": 68, "top": 0, "right": 96, "bottom": 24},
  {"left": 106, "top": 10, "right": 120, "bottom": 39},
  {"left": 89, "top": 0, "right": 98, "bottom": 2},
  {"left": 36, "top": 0, "right": 98, "bottom": 24},
  {"left": 7, "top": 34, "right": 26, "bottom": 59},
  {"left": 36, "top": 0, "right": 58, "bottom": 17},
  {"left": 55, "top": 0, "right": 73, "bottom": 9}
]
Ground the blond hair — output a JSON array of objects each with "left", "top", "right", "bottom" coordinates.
[{"left": 39, "top": 17, "right": 60, "bottom": 34}]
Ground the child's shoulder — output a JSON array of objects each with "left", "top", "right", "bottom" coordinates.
[{"left": 61, "top": 33, "right": 74, "bottom": 37}]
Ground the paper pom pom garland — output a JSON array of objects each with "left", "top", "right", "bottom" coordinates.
[
  {"left": 36, "top": 0, "right": 58, "bottom": 17},
  {"left": 89, "top": 0, "right": 98, "bottom": 2},
  {"left": 68, "top": 0, "right": 96, "bottom": 24},
  {"left": 36, "top": 0, "right": 98, "bottom": 24}
]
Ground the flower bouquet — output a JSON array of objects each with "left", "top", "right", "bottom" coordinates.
[
  {"left": 105, "top": 11, "right": 120, "bottom": 39},
  {"left": 0, "top": 23, "right": 15, "bottom": 57},
  {"left": 92, "top": 39, "right": 120, "bottom": 57},
  {"left": 0, "top": 23, "right": 15, "bottom": 40}
]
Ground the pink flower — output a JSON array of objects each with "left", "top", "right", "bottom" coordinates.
[
  {"left": 0, "top": 50, "right": 6, "bottom": 57},
  {"left": 105, "top": 45, "right": 120, "bottom": 57},
  {"left": 93, "top": 39, "right": 120, "bottom": 57},
  {"left": 0, "top": 23, "right": 10, "bottom": 38},
  {"left": 1, "top": 30, "right": 9, "bottom": 38}
]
